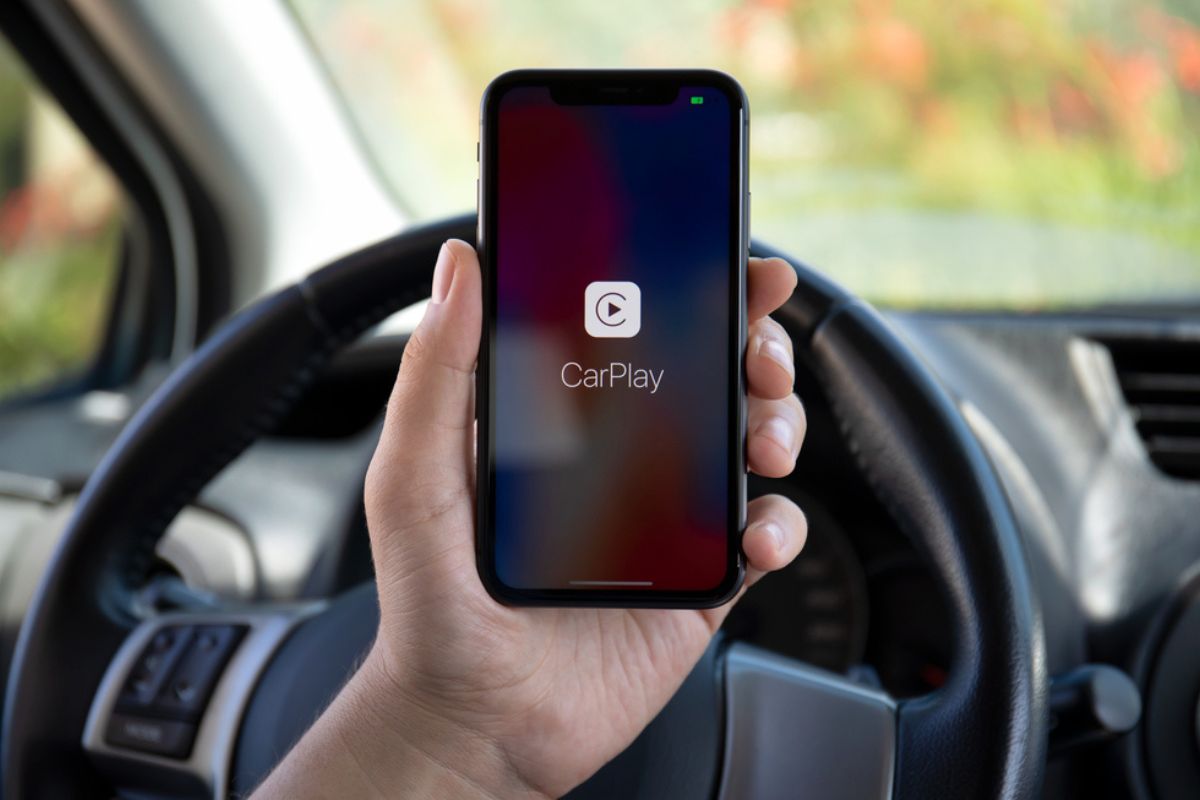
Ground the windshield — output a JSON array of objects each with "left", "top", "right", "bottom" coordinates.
[{"left": 291, "top": 0, "right": 1200, "bottom": 311}]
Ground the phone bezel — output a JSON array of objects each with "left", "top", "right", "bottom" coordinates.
[{"left": 476, "top": 69, "right": 748, "bottom": 608}]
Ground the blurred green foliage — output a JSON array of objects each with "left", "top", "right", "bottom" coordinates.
[
  {"left": 3, "top": 0, "right": 1199, "bottom": 407},
  {"left": 0, "top": 38, "right": 121, "bottom": 400},
  {"left": 294, "top": 0, "right": 1200, "bottom": 309},
  {"left": 748, "top": 0, "right": 1200, "bottom": 306},
  {"left": 0, "top": 225, "right": 120, "bottom": 398}
]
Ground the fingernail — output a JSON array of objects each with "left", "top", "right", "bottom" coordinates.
[
  {"left": 431, "top": 243, "right": 456, "bottom": 304},
  {"left": 757, "top": 335, "right": 794, "bottom": 378},
  {"left": 757, "top": 416, "right": 795, "bottom": 456},
  {"left": 751, "top": 519, "right": 786, "bottom": 552}
]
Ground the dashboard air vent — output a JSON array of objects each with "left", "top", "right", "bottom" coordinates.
[{"left": 1101, "top": 337, "right": 1200, "bottom": 480}]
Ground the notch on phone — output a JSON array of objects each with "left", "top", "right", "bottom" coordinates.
[{"left": 549, "top": 80, "right": 678, "bottom": 106}]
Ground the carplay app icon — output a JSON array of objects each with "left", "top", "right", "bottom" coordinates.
[{"left": 585, "top": 281, "right": 641, "bottom": 338}]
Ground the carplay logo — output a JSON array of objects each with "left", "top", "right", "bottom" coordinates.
[{"left": 584, "top": 281, "right": 641, "bottom": 338}]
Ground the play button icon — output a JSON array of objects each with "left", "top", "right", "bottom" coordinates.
[
  {"left": 585, "top": 281, "right": 641, "bottom": 338},
  {"left": 600, "top": 296, "right": 626, "bottom": 324}
]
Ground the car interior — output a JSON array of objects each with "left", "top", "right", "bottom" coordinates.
[{"left": 0, "top": 1, "right": 1198, "bottom": 798}]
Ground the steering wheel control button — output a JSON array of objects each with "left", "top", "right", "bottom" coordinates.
[
  {"left": 584, "top": 281, "right": 641, "bottom": 338},
  {"left": 173, "top": 680, "right": 196, "bottom": 703},
  {"left": 105, "top": 713, "right": 197, "bottom": 759},
  {"left": 153, "top": 624, "right": 247, "bottom": 721},
  {"left": 117, "top": 625, "right": 194, "bottom": 711}
]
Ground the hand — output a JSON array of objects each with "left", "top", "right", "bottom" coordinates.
[{"left": 254, "top": 240, "right": 808, "bottom": 799}]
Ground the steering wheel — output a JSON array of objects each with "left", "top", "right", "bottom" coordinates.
[{"left": 1, "top": 215, "right": 1046, "bottom": 799}]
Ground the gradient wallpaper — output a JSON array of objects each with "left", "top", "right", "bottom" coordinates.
[{"left": 492, "top": 85, "right": 735, "bottom": 591}]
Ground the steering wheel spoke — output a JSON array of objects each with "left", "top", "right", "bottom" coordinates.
[
  {"left": 719, "top": 643, "right": 895, "bottom": 799},
  {"left": 82, "top": 606, "right": 321, "bottom": 799}
]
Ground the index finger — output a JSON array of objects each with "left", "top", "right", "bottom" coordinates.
[{"left": 748, "top": 257, "right": 798, "bottom": 322}]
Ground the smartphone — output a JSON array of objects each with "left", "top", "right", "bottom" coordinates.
[{"left": 476, "top": 69, "right": 748, "bottom": 607}]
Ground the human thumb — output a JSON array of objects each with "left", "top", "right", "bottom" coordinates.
[{"left": 365, "top": 239, "right": 481, "bottom": 541}]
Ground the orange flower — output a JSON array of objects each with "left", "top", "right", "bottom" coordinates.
[
  {"left": 1165, "top": 21, "right": 1200, "bottom": 92},
  {"left": 1050, "top": 80, "right": 1101, "bottom": 136},
  {"left": 860, "top": 14, "right": 930, "bottom": 92},
  {"left": 1135, "top": 9, "right": 1200, "bottom": 93},
  {"left": 1088, "top": 41, "right": 1165, "bottom": 124},
  {"left": 1086, "top": 40, "right": 1180, "bottom": 178}
]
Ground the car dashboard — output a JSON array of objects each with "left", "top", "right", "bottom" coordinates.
[{"left": 2, "top": 306, "right": 1199, "bottom": 797}]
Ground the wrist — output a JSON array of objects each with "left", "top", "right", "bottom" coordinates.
[
  {"left": 349, "top": 646, "right": 552, "bottom": 800},
  {"left": 253, "top": 645, "right": 550, "bottom": 800}
]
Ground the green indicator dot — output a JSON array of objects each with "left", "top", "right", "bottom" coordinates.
[{"left": 691, "top": 96, "right": 704, "bottom": 105}]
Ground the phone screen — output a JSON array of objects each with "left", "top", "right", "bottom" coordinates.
[{"left": 481, "top": 74, "right": 745, "bottom": 601}]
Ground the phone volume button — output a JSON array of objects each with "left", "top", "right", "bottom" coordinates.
[{"left": 746, "top": 191, "right": 751, "bottom": 255}]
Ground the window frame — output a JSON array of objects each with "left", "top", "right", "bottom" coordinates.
[{"left": 0, "top": 0, "right": 231, "bottom": 407}]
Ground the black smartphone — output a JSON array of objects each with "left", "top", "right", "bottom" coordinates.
[{"left": 476, "top": 69, "right": 748, "bottom": 607}]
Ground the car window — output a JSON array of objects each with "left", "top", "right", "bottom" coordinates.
[
  {"left": 0, "top": 36, "right": 123, "bottom": 402},
  {"left": 291, "top": 0, "right": 1200, "bottom": 311}
]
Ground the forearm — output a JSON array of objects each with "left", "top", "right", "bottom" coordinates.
[{"left": 251, "top": 649, "right": 545, "bottom": 800}]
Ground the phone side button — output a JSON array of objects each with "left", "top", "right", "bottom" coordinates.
[
  {"left": 746, "top": 191, "right": 751, "bottom": 255},
  {"left": 741, "top": 472, "right": 749, "bottom": 528},
  {"left": 476, "top": 179, "right": 483, "bottom": 247}
]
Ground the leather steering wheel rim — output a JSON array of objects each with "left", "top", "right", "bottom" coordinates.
[{"left": 1, "top": 214, "right": 1046, "bottom": 798}]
